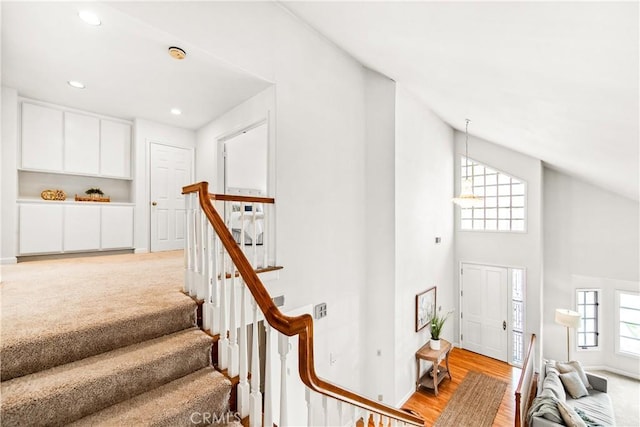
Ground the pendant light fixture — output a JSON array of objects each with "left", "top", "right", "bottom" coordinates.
[{"left": 453, "top": 119, "right": 484, "bottom": 208}]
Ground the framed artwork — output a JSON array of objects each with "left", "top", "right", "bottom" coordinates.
[{"left": 415, "top": 286, "right": 437, "bottom": 332}]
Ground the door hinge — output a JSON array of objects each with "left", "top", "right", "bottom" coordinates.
[
  {"left": 461, "top": 312, "right": 463, "bottom": 319},
  {"left": 461, "top": 290, "right": 463, "bottom": 297},
  {"left": 461, "top": 268, "right": 463, "bottom": 275},
  {"left": 461, "top": 334, "right": 463, "bottom": 341}
]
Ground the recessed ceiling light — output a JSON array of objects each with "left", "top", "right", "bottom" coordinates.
[
  {"left": 68, "top": 80, "right": 86, "bottom": 89},
  {"left": 171, "top": 108, "right": 182, "bottom": 115},
  {"left": 78, "top": 10, "right": 101, "bottom": 26}
]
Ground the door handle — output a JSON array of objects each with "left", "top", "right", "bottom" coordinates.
[
  {"left": 151, "top": 201, "right": 157, "bottom": 206},
  {"left": 503, "top": 320, "right": 507, "bottom": 331}
]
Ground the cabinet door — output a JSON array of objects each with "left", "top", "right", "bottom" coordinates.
[
  {"left": 19, "top": 204, "right": 63, "bottom": 254},
  {"left": 101, "top": 206, "right": 133, "bottom": 249},
  {"left": 64, "top": 112, "right": 100, "bottom": 174},
  {"left": 64, "top": 205, "right": 101, "bottom": 251},
  {"left": 100, "top": 120, "right": 131, "bottom": 178},
  {"left": 21, "top": 103, "right": 63, "bottom": 171}
]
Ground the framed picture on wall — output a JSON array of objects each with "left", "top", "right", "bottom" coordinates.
[{"left": 416, "top": 286, "right": 436, "bottom": 332}]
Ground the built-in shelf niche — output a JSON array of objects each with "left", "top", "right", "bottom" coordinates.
[{"left": 19, "top": 170, "right": 132, "bottom": 203}]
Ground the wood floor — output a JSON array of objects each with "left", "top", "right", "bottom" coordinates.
[{"left": 401, "top": 347, "right": 521, "bottom": 427}]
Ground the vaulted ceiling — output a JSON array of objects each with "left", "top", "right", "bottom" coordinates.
[
  {"left": 3, "top": 2, "right": 637, "bottom": 200},
  {"left": 283, "top": 1, "right": 639, "bottom": 201}
]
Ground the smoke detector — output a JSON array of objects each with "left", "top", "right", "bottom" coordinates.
[{"left": 168, "top": 46, "right": 186, "bottom": 60}]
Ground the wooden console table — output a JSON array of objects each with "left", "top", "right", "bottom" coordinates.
[{"left": 415, "top": 339, "right": 452, "bottom": 396}]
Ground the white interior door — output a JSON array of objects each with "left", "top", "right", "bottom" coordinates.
[
  {"left": 150, "top": 143, "right": 192, "bottom": 252},
  {"left": 461, "top": 263, "right": 509, "bottom": 362}
]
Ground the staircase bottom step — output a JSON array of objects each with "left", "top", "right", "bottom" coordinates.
[{"left": 70, "top": 368, "right": 232, "bottom": 427}]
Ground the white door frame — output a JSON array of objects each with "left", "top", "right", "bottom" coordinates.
[
  {"left": 459, "top": 261, "right": 527, "bottom": 366},
  {"left": 148, "top": 141, "right": 194, "bottom": 252}
]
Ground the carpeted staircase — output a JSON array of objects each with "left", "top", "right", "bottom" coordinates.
[{"left": 0, "top": 252, "right": 233, "bottom": 426}]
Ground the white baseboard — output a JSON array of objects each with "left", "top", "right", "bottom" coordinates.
[
  {"left": 1, "top": 257, "right": 17, "bottom": 264},
  {"left": 397, "top": 388, "right": 415, "bottom": 408},
  {"left": 584, "top": 365, "right": 640, "bottom": 380},
  {"left": 134, "top": 248, "right": 149, "bottom": 254}
]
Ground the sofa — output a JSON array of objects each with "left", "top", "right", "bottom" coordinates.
[{"left": 528, "top": 360, "right": 615, "bottom": 427}]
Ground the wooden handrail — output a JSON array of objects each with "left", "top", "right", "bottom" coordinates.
[
  {"left": 210, "top": 193, "right": 275, "bottom": 204},
  {"left": 183, "top": 182, "right": 423, "bottom": 426},
  {"left": 515, "top": 333, "right": 537, "bottom": 427}
]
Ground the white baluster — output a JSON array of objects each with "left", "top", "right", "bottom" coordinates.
[
  {"left": 227, "top": 265, "right": 239, "bottom": 377},
  {"left": 202, "top": 219, "right": 211, "bottom": 331},
  {"left": 240, "top": 202, "right": 246, "bottom": 262},
  {"left": 193, "top": 200, "right": 202, "bottom": 298},
  {"left": 305, "top": 388, "right": 312, "bottom": 427},
  {"left": 210, "top": 232, "right": 220, "bottom": 335},
  {"left": 263, "top": 323, "right": 273, "bottom": 427},
  {"left": 198, "top": 210, "right": 207, "bottom": 300},
  {"left": 322, "top": 395, "right": 328, "bottom": 427},
  {"left": 337, "top": 401, "right": 343, "bottom": 427},
  {"left": 185, "top": 193, "right": 195, "bottom": 295},
  {"left": 249, "top": 296, "right": 262, "bottom": 427},
  {"left": 251, "top": 202, "right": 258, "bottom": 268},
  {"left": 218, "top": 250, "right": 228, "bottom": 370},
  {"left": 262, "top": 205, "right": 268, "bottom": 269},
  {"left": 237, "top": 282, "right": 250, "bottom": 418},
  {"left": 364, "top": 410, "right": 371, "bottom": 427},
  {"left": 278, "top": 334, "right": 289, "bottom": 427},
  {"left": 183, "top": 193, "right": 191, "bottom": 293}
]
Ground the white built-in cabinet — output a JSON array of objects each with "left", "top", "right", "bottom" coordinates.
[
  {"left": 18, "top": 99, "right": 135, "bottom": 256},
  {"left": 19, "top": 204, "right": 64, "bottom": 254},
  {"left": 64, "top": 112, "right": 100, "bottom": 175},
  {"left": 20, "top": 101, "right": 132, "bottom": 178},
  {"left": 19, "top": 203, "right": 134, "bottom": 255},
  {"left": 21, "top": 103, "right": 64, "bottom": 172}
]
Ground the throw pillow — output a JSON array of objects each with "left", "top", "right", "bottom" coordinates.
[
  {"left": 556, "top": 360, "right": 592, "bottom": 389},
  {"left": 543, "top": 372, "right": 566, "bottom": 401},
  {"left": 560, "top": 371, "right": 589, "bottom": 399},
  {"left": 557, "top": 400, "right": 588, "bottom": 427}
]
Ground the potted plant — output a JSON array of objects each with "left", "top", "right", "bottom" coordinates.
[
  {"left": 429, "top": 310, "right": 451, "bottom": 350},
  {"left": 85, "top": 187, "right": 104, "bottom": 200}
]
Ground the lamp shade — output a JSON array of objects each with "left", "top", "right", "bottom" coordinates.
[{"left": 555, "top": 308, "right": 580, "bottom": 329}]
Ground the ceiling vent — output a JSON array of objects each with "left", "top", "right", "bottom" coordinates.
[{"left": 168, "top": 46, "right": 186, "bottom": 60}]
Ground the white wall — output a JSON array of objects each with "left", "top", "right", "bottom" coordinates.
[
  {"left": 133, "top": 118, "right": 196, "bottom": 253},
  {"left": 454, "top": 134, "right": 543, "bottom": 364},
  {"left": 178, "top": 2, "right": 368, "bottom": 391},
  {"left": 196, "top": 86, "right": 276, "bottom": 196},
  {"left": 544, "top": 167, "right": 640, "bottom": 376},
  {"left": 1, "top": 86, "right": 19, "bottom": 265},
  {"left": 362, "top": 68, "right": 397, "bottom": 403},
  {"left": 394, "top": 87, "right": 454, "bottom": 405}
]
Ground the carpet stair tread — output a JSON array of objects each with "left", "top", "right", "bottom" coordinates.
[
  {"left": 1, "top": 295, "right": 197, "bottom": 381},
  {"left": 1, "top": 328, "right": 213, "bottom": 426},
  {"left": 69, "top": 367, "right": 232, "bottom": 427}
]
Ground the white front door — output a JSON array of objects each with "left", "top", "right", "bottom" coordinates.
[
  {"left": 150, "top": 143, "right": 192, "bottom": 252},
  {"left": 461, "top": 263, "right": 509, "bottom": 362}
]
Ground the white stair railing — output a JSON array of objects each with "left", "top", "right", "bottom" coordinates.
[{"left": 182, "top": 183, "right": 423, "bottom": 427}]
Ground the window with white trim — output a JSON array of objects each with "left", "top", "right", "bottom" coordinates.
[
  {"left": 576, "top": 289, "right": 599, "bottom": 349},
  {"left": 617, "top": 290, "right": 640, "bottom": 357},
  {"left": 459, "top": 156, "right": 526, "bottom": 232}
]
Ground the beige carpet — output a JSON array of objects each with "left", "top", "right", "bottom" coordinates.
[
  {"left": 434, "top": 371, "right": 507, "bottom": 427},
  {"left": 0, "top": 251, "right": 231, "bottom": 426},
  {"left": 591, "top": 370, "right": 640, "bottom": 427}
]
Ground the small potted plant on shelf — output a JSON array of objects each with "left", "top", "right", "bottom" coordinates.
[
  {"left": 429, "top": 310, "right": 452, "bottom": 350},
  {"left": 85, "top": 187, "right": 104, "bottom": 200}
]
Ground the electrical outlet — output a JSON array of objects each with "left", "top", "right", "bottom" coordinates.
[
  {"left": 314, "top": 303, "right": 327, "bottom": 319},
  {"left": 272, "top": 295, "right": 285, "bottom": 307},
  {"left": 378, "top": 394, "right": 383, "bottom": 402}
]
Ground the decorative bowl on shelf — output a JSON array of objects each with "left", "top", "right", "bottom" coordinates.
[{"left": 41, "top": 189, "right": 66, "bottom": 201}]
